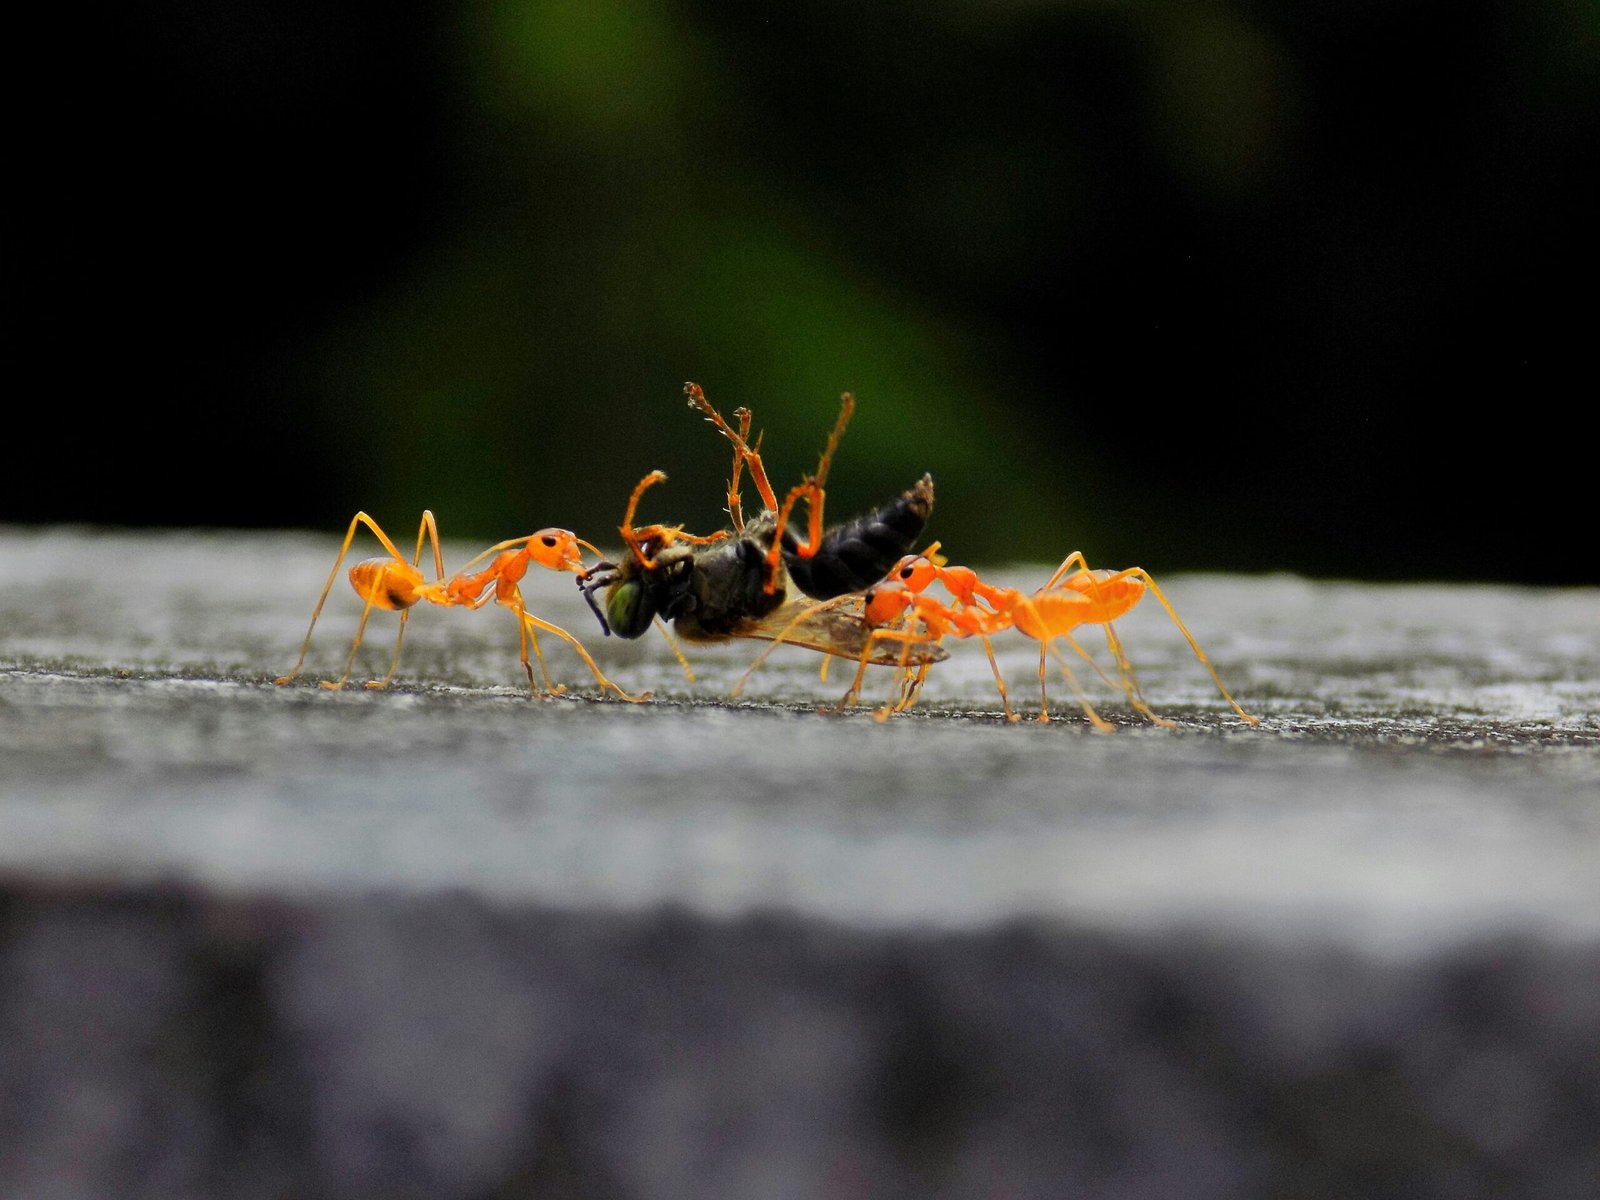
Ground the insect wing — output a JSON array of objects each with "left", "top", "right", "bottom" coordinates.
[{"left": 728, "top": 599, "right": 949, "bottom": 666}]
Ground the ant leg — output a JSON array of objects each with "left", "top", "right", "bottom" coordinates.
[
  {"left": 888, "top": 605, "right": 952, "bottom": 718},
  {"left": 508, "top": 594, "right": 564, "bottom": 698},
  {"left": 896, "top": 644, "right": 933, "bottom": 711},
  {"left": 369, "top": 611, "right": 411, "bottom": 690},
  {"left": 1117, "top": 570, "right": 1259, "bottom": 725},
  {"left": 619, "top": 471, "right": 669, "bottom": 567},
  {"left": 619, "top": 471, "right": 729, "bottom": 569},
  {"left": 278, "top": 512, "right": 412, "bottom": 686},
  {"left": 762, "top": 394, "right": 856, "bottom": 590},
  {"left": 1034, "top": 553, "right": 1162, "bottom": 725},
  {"left": 1041, "top": 640, "right": 1114, "bottom": 733},
  {"left": 1041, "top": 551, "right": 1091, "bottom": 591},
  {"left": 416, "top": 510, "right": 445, "bottom": 580},
  {"left": 520, "top": 611, "right": 652, "bottom": 703},
  {"left": 323, "top": 596, "right": 381, "bottom": 691},
  {"left": 1051, "top": 628, "right": 1124, "bottom": 692},
  {"left": 873, "top": 616, "right": 923, "bottom": 722},
  {"left": 1013, "top": 594, "right": 1112, "bottom": 731},
  {"left": 975, "top": 630, "right": 1018, "bottom": 722},
  {"left": 835, "top": 627, "right": 890, "bottom": 712},
  {"left": 1098, "top": 622, "right": 1176, "bottom": 730},
  {"left": 726, "top": 408, "right": 755, "bottom": 531},
  {"left": 835, "top": 619, "right": 925, "bottom": 714},
  {"left": 685, "top": 382, "right": 779, "bottom": 514}
]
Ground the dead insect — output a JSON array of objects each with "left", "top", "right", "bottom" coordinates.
[{"left": 577, "top": 383, "right": 947, "bottom": 668}]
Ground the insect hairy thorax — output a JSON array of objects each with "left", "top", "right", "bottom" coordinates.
[{"left": 672, "top": 520, "right": 789, "bottom": 639}]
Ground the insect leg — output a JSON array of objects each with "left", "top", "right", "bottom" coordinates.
[
  {"left": 506, "top": 591, "right": 564, "bottom": 698},
  {"left": 975, "top": 629, "right": 1017, "bottom": 722},
  {"left": 1012, "top": 593, "right": 1113, "bottom": 731},
  {"left": 873, "top": 616, "right": 928, "bottom": 722},
  {"left": 1041, "top": 550, "right": 1091, "bottom": 590},
  {"left": 325, "top": 595, "right": 381, "bottom": 692},
  {"left": 725, "top": 408, "right": 756, "bottom": 531},
  {"left": 367, "top": 510, "right": 447, "bottom": 690},
  {"left": 1041, "top": 639, "right": 1114, "bottom": 732},
  {"left": 619, "top": 471, "right": 670, "bottom": 567},
  {"left": 618, "top": 471, "right": 730, "bottom": 570},
  {"left": 655, "top": 617, "right": 696, "bottom": 683},
  {"left": 762, "top": 393, "right": 855, "bottom": 592},
  {"left": 1112, "top": 570, "right": 1258, "bottom": 725},
  {"left": 1096, "top": 622, "right": 1177, "bottom": 729},
  {"left": 834, "top": 621, "right": 913, "bottom": 713},
  {"left": 685, "top": 382, "right": 779, "bottom": 515},
  {"left": 520, "top": 611, "right": 652, "bottom": 703}
]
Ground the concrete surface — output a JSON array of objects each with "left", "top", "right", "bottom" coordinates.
[{"left": 1, "top": 526, "right": 1597, "bottom": 1198}]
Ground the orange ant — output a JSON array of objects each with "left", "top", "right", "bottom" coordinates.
[
  {"left": 738, "top": 544, "right": 1257, "bottom": 730},
  {"left": 862, "top": 549, "right": 1258, "bottom": 729},
  {"left": 275, "top": 511, "right": 647, "bottom": 701}
]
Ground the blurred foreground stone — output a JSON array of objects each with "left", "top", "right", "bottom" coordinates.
[{"left": 2, "top": 527, "right": 1598, "bottom": 1198}]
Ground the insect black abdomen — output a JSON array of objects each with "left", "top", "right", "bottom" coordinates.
[{"left": 784, "top": 473, "right": 934, "bottom": 600}]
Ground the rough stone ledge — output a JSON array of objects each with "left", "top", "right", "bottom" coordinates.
[{"left": 4, "top": 529, "right": 1599, "bottom": 1196}]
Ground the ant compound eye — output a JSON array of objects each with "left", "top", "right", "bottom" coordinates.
[
  {"left": 541, "top": 534, "right": 558, "bottom": 547},
  {"left": 605, "top": 578, "right": 657, "bottom": 639}
]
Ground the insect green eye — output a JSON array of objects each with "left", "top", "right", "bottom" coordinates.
[{"left": 606, "top": 578, "right": 657, "bottom": 639}]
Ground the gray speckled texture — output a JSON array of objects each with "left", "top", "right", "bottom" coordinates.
[{"left": 2, "top": 526, "right": 1598, "bottom": 1197}]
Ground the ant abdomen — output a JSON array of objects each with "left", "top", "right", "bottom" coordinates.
[{"left": 347, "top": 558, "right": 424, "bottom": 611}]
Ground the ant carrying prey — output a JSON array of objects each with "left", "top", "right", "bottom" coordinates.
[{"left": 757, "top": 545, "right": 1259, "bottom": 729}]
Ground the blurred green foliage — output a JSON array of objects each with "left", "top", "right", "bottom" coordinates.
[
  {"left": 11, "top": 0, "right": 1596, "bottom": 580},
  {"left": 318, "top": 0, "right": 1090, "bottom": 561}
]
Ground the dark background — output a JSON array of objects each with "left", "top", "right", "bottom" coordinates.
[{"left": 8, "top": 1, "right": 1596, "bottom": 582}]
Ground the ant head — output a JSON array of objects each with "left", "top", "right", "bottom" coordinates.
[
  {"left": 527, "top": 528, "right": 586, "bottom": 573},
  {"left": 863, "top": 581, "right": 913, "bottom": 627},
  {"left": 892, "top": 545, "right": 940, "bottom": 593}
]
